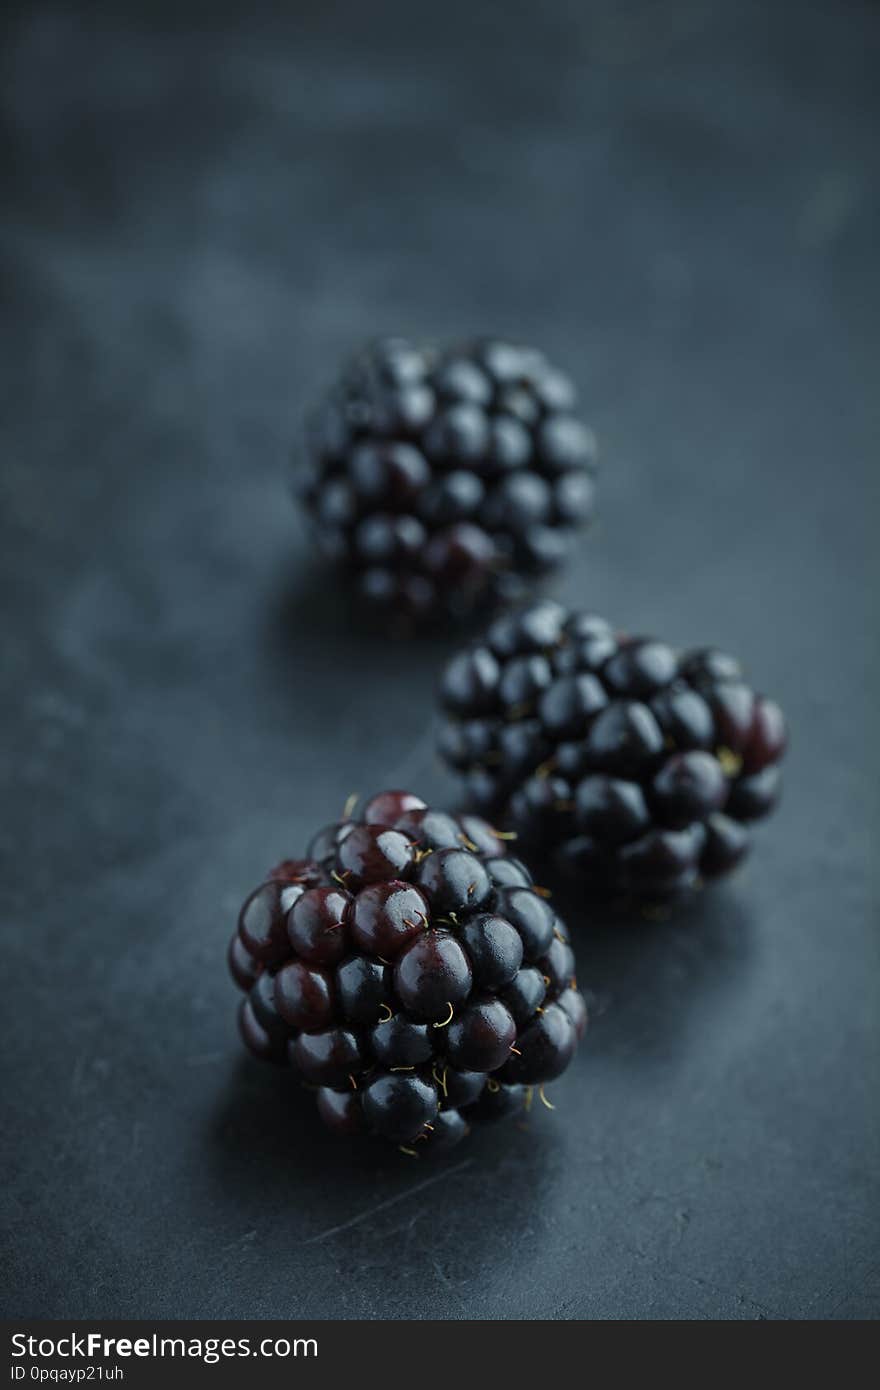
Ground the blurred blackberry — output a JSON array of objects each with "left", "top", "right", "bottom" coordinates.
[
  {"left": 299, "top": 338, "right": 598, "bottom": 622},
  {"left": 229, "top": 789, "right": 587, "bottom": 1154},
  {"left": 437, "top": 601, "right": 788, "bottom": 899}
]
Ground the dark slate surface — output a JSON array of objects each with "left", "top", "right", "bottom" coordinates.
[{"left": 1, "top": 0, "right": 878, "bottom": 1321}]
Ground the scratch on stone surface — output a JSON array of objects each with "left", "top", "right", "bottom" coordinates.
[
  {"left": 222, "top": 1229, "right": 257, "bottom": 1252},
  {"left": 185, "top": 1051, "right": 225, "bottom": 1067},
  {"left": 671, "top": 1266, "right": 776, "bottom": 1320},
  {"left": 431, "top": 1257, "right": 470, "bottom": 1313},
  {"left": 633, "top": 1193, "right": 692, "bottom": 1244},
  {"left": 301, "top": 1158, "right": 474, "bottom": 1245},
  {"left": 641, "top": 1248, "right": 778, "bottom": 1319},
  {"left": 380, "top": 1208, "right": 427, "bottom": 1244}
]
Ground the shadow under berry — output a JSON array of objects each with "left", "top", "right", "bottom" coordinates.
[
  {"left": 208, "top": 1054, "right": 558, "bottom": 1239},
  {"left": 268, "top": 548, "right": 498, "bottom": 656},
  {"left": 555, "top": 880, "right": 756, "bottom": 1067}
]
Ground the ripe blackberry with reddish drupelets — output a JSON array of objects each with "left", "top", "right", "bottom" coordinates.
[
  {"left": 437, "top": 601, "right": 787, "bottom": 899},
  {"left": 299, "top": 337, "right": 598, "bottom": 622},
  {"left": 229, "top": 790, "right": 587, "bottom": 1154}
]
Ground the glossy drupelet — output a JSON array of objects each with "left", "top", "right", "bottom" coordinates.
[
  {"left": 229, "top": 790, "right": 587, "bottom": 1153},
  {"left": 300, "top": 338, "right": 598, "bottom": 621},
  {"left": 437, "top": 602, "right": 788, "bottom": 898}
]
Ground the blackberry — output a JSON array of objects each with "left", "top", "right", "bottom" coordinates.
[
  {"left": 300, "top": 338, "right": 598, "bottom": 622},
  {"left": 229, "top": 790, "right": 586, "bottom": 1154},
  {"left": 437, "top": 602, "right": 787, "bottom": 898}
]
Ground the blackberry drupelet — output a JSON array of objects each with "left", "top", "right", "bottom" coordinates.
[
  {"left": 437, "top": 601, "right": 788, "bottom": 898},
  {"left": 300, "top": 338, "right": 598, "bottom": 621},
  {"left": 229, "top": 789, "right": 587, "bottom": 1153}
]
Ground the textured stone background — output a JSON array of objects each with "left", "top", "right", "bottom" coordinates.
[{"left": 1, "top": 0, "right": 878, "bottom": 1318}]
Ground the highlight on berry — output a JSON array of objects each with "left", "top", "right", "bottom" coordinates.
[
  {"left": 229, "top": 789, "right": 587, "bottom": 1153},
  {"left": 436, "top": 601, "right": 788, "bottom": 899},
  {"left": 299, "top": 337, "right": 598, "bottom": 623}
]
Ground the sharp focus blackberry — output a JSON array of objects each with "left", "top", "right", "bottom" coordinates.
[
  {"left": 437, "top": 602, "right": 788, "bottom": 898},
  {"left": 300, "top": 338, "right": 598, "bottom": 621},
  {"left": 229, "top": 789, "right": 587, "bottom": 1153}
]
